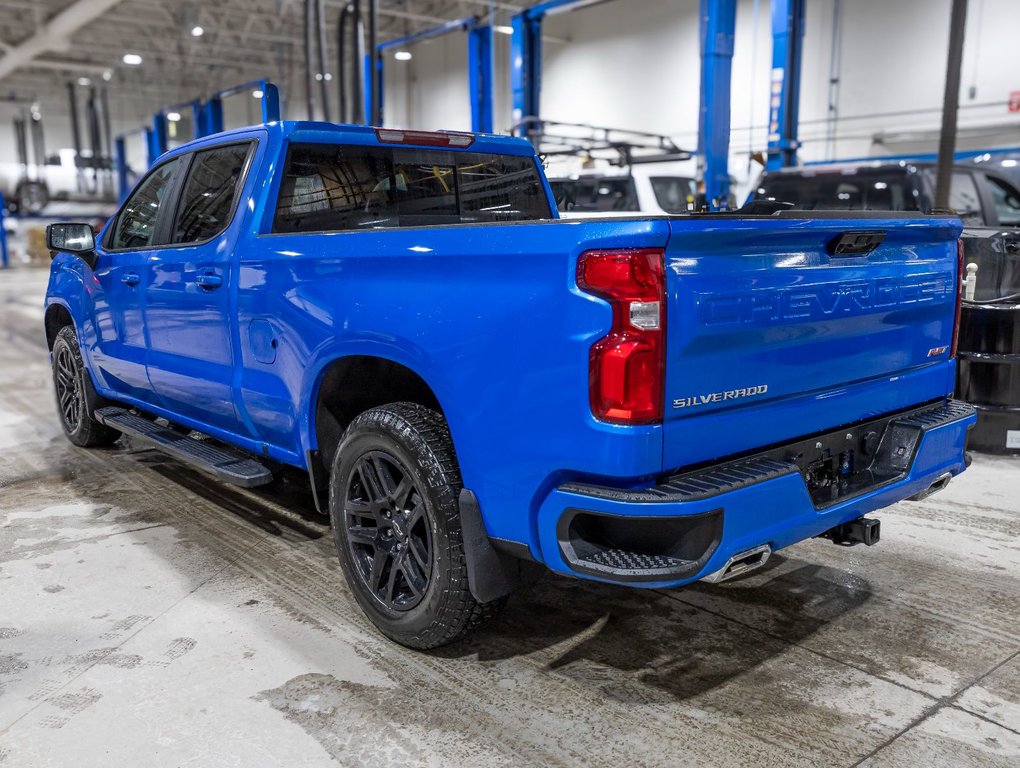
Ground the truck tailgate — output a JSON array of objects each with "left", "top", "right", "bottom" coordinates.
[{"left": 662, "top": 215, "right": 962, "bottom": 470}]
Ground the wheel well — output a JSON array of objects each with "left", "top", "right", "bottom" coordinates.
[
  {"left": 313, "top": 355, "right": 443, "bottom": 470},
  {"left": 44, "top": 305, "right": 74, "bottom": 350}
]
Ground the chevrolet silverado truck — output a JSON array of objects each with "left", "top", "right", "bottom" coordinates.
[{"left": 44, "top": 122, "right": 976, "bottom": 649}]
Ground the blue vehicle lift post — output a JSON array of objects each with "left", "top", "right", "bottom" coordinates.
[
  {"left": 0, "top": 191, "right": 8, "bottom": 269},
  {"left": 766, "top": 0, "right": 805, "bottom": 170},
  {"left": 510, "top": 0, "right": 615, "bottom": 143},
  {"left": 371, "top": 17, "right": 494, "bottom": 133},
  {"left": 113, "top": 127, "right": 154, "bottom": 201},
  {"left": 698, "top": 0, "right": 737, "bottom": 209},
  {"left": 198, "top": 80, "right": 282, "bottom": 137}
]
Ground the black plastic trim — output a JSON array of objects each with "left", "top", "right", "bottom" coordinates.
[
  {"left": 560, "top": 399, "right": 976, "bottom": 510},
  {"left": 557, "top": 507, "right": 723, "bottom": 583}
]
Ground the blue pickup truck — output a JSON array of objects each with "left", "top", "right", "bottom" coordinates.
[{"left": 44, "top": 121, "right": 976, "bottom": 649}]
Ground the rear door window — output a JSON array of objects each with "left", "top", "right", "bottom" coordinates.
[
  {"left": 985, "top": 175, "right": 1020, "bottom": 227},
  {"left": 171, "top": 142, "right": 253, "bottom": 244},
  {"left": 272, "top": 143, "right": 550, "bottom": 233}
]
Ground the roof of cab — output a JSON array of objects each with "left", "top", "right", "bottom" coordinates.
[{"left": 166, "top": 120, "right": 539, "bottom": 157}]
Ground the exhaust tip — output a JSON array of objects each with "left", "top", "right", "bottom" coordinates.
[
  {"left": 701, "top": 544, "right": 772, "bottom": 583},
  {"left": 908, "top": 471, "right": 953, "bottom": 501}
]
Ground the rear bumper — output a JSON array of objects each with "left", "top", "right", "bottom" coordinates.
[{"left": 536, "top": 399, "right": 976, "bottom": 587}]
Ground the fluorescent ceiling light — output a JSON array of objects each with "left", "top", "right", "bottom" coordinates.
[
  {"left": 77, "top": 77, "right": 91, "bottom": 86},
  {"left": 166, "top": 111, "right": 181, "bottom": 122},
  {"left": 394, "top": 50, "right": 412, "bottom": 61},
  {"left": 251, "top": 89, "right": 264, "bottom": 98},
  {"left": 191, "top": 25, "right": 204, "bottom": 37},
  {"left": 102, "top": 70, "right": 112, "bottom": 81},
  {"left": 122, "top": 53, "right": 143, "bottom": 65},
  {"left": 494, "top": 25, "right": 514, "bottom": 35}
]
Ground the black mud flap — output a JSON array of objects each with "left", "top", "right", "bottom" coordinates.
[{"left": 459, "top": 489, "right": 530, "bottom": 603}]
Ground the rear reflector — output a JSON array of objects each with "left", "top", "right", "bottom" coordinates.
[
  {"left": 374, "top": 128, "right": 475, "bottom": 148},
  {"left": 577, "top": 248, "right": 666, "bottom": 425}
]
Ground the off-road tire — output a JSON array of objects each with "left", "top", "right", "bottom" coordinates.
[
  {"left": 51, "top": 325, "right": 120, "bottom": 448},
  {"left": 329, "top": 402, "right": 507, "bottom": 649}
]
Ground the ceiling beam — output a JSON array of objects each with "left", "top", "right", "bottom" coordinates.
[{"left": 0, "top": 0, "right": 126, "bottom": 82}]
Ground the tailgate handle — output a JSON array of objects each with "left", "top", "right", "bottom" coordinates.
[{"left": 828, "top": 231, "right": 886, "bottom": 256}]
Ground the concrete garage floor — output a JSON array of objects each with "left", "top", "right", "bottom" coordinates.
[{"left": 0, "top": 267, "right": 1018, "bottom": 768}]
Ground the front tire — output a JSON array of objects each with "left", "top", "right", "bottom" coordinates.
[
  {"left": 329, "top": 402, "right": 506, "bottom": 649},
  {"left": 51, "top": 326, "right": 120, "bottom": 448}
]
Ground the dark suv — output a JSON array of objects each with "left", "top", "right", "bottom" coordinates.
[{"left": 751, "top": 161, "right": 1020, "bottom": 455}]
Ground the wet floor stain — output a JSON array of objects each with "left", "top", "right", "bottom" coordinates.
[{"left": 1, "top": 268, "right": 1018, "bottom": 767}]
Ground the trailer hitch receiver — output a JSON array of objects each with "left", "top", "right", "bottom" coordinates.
[{"left": 820, "top": 516, "right": 881, "bottom": 547}]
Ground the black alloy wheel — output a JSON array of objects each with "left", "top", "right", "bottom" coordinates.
[
  {"left": 50, "top": 326, "right": 120, "bottom": 448},
  {"left": 344, "top": 450, "right": 433, "bottom": 612},
  {"left": 328, "top": 402, "right": 508, "bottom": 649},
  {"left": 54, "top": 343, "right": 82, "bottom": 432}
]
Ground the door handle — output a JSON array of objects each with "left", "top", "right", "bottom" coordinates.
[
  {"left": 120, "top": 272, "right": 140, "bottom": 286},
  {"left": 195, "top": 273, "right": 223, "bottom": 290}
]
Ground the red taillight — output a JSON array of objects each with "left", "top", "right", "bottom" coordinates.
[
  {"left": 951, "top": 238, "right": 964, "bottom": 357},
  {"left": 577, "top": 248, "right": 666, "bottom": 425},
  {"left": 374, "top": 128, "right": 475, "bottom": 148}
]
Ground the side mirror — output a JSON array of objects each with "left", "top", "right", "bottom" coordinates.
[{"left": 46, "top": 222, "right": 97, "bottom": 269}]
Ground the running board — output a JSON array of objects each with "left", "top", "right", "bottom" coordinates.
[{"left": 95, "top": 407, "right": 273, "bottom": 488}]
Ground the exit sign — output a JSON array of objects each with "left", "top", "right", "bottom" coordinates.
[{"left": 1010, "top": 91, "right": 1020, "bottom": 112}]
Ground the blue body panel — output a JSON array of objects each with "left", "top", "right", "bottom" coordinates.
[{"left": 45, "top": 121, "right": 972, "bottom": 585}]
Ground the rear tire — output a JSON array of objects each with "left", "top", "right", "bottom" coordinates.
[
  {"left": 51, "top": 326, "right": 120, "bottom": 448},
  {"left": 329, "top": 402, "right": 507, "bottom": 649}
]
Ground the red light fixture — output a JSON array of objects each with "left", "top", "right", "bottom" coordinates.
[
  {"left": 374, "top": 128, "right": 475, "bottom": 148},
  {"left": 577, "top": 248, "right": 666, "bottom": 425}
]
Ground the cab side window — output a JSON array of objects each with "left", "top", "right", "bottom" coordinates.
[
  {"left": 986, "top": 175, "right": 1020, "bottom": 227},
  {"left": 107, "top": 158, "right": 180, "bottom": 250},
  {"left": 171, "top": 143, "right": 252, "bottom": 244},
  {"left": 948, "top": 172, "right": 984, "bottom": 225}
]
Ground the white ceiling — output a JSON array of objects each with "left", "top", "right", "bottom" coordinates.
[{"left": 0, "top": 0, "right": 526, "bottom": 123}]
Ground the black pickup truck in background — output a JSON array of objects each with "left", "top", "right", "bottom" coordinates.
[{"left": 750, "top": 161, "right": 1020, "bottom": 455}]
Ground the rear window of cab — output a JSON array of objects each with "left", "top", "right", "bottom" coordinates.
[{"left": 272, "top": 142, "right": 552, "bottom": 233}]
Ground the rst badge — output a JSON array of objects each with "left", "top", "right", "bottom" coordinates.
[{"left": 674, "top": 385, "right": 769, "bottom": 409}]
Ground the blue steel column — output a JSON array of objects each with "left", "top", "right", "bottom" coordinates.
[
  {"left": 190, "top": 101, "right": 204, "bottom": 138},
  {"left": 510, "top": 14, "right": 542, "bottom": 141},
  {"left": 149, "top": 114, "right": 167, "bottom": 163},
  {"left": 766, "top": 0, "right": 805, "bottom": 169},
  {"left": 114, "top": 136, "right": 129, "bottom": 202},
  {"left": 468, "top": 24, "right": 494, "bottom": 133},
  {"left": 0, "top": 191, "right": 8, "bottom": 269},
  {"left": 144, "top": 127, "right": 157, "bottom": 167},
  {"left": 698, "top": 0, "right": 737, "bottom": 209},
  {"left": 261, "top": 82, "right": 282, "bottom": 123}
]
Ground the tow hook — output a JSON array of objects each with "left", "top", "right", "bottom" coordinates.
[{"left": 820, "top": 516, "right": 880, "bottom": 547}]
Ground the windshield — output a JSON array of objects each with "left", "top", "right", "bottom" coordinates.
[
  {"left": 650, "top": 176, "right": 696, "bottom": 213},
  {"left": 752, "top": 169, "right": 916, "bottom": 211},
  {"left": 550, "top": 177, "right": 638, "bottom": 212}
]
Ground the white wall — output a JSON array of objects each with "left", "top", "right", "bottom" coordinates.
[{"left": 380, "top": 0, "right": 1020, "bottom": 190}]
